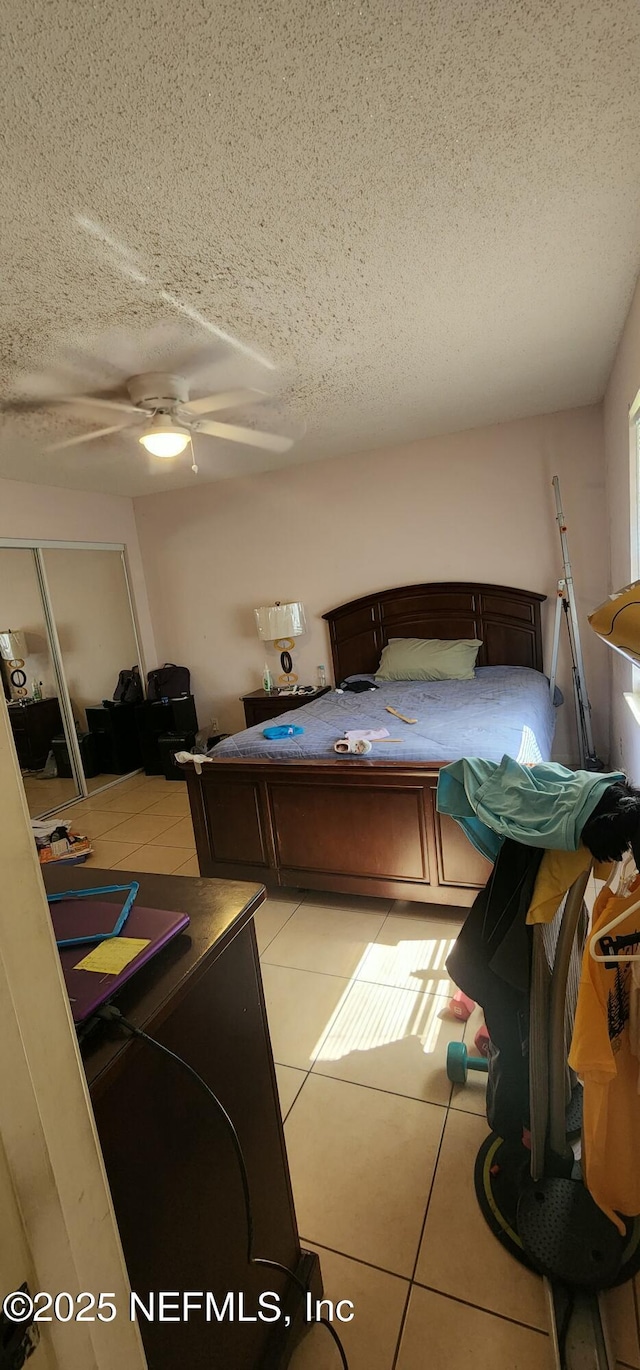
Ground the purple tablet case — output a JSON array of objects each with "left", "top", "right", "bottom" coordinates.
[{"left": 51, "top": 899, "right": 190, "bottom": 1025}]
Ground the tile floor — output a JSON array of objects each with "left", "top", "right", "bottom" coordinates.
[
  {"left": 254, "top": 889, "right": 640, "bottom": 1370},
  {"left": 60, "top": 770, "right": 197, "bottom": 875},
  {"left": 54, "top": 781, "right": 640, "bottom": 1367},
  {"left": 24, "top": 769, "right": 129, "bottom": 817}
]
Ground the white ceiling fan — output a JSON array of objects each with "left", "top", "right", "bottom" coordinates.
[{"left": 2, "top": 369, "right": 295, "bottom": 468}]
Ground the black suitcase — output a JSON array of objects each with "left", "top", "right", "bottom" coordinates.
[
  {"left": 135, "top": 697, "right": 198, "bottom": 774},
  {"left": 86, "top": 703, "right": 141, "bottom": 774},
  {"left": 51, "top": 731, "right": 101, "bottom": 780},
  {"left": 147, "top": 664, "right": 191, "bottom": 701},
  {"left": 157, "top": 733, "right": 196, "bottom": 781}
]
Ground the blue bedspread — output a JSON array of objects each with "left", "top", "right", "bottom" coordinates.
[{"left": 213, "top": 667, "right": 557, "bottom": 763}]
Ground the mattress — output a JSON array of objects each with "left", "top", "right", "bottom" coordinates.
[{"left": 213, "top": 666, "right": 557, "bottom": 764}]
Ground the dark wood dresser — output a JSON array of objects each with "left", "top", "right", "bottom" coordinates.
[
  {"left": 8, "top": 696, "right": 62, "bottom": 770},
  {"left": 44, "top": 865, "right": 320, "bottom": 1370},
  {"left": 241, "top": 688, "right": 330, "bottom": 728}
]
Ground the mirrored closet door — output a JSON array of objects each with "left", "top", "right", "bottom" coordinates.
[
  {"left": 42, "top": 547, "right": 143, "bottom": 799},
  {"left": 0, "top": 542, "right": 144, "bottom": 819},
  {"left": 0, "top": 547, "right": 82, "bottom": 816}
]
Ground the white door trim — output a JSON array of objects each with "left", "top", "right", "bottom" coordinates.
[{"left": 0, "top": 700, "right": 147, "bottom": 1370}]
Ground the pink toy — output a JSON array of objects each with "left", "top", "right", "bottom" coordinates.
[{"left": 450, "top": 989, "right": 476, "bottom": 1021}]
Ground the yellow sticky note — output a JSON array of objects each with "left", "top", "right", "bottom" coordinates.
[{"left": 74, "top": 937, "right": 150, "bottom": 975}]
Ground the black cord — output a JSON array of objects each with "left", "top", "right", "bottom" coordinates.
[{"left": 97, "top": 1006, "right": 349, "bottom": 1369}]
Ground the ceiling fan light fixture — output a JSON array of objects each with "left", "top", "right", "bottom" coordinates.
[{"left": 138, "top": 416, "right": 190, "bottom": 458}]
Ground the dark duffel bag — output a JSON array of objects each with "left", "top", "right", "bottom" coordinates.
[
  {"left": 147, "top": 663, "right": 191, "bottom": 701},
  {"left": 113, "top": 665, "right": 144, "bottom": 704}
]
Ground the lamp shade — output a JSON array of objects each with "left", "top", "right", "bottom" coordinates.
[
  {"left": 254, "top": 602, "right": 306, "bottom": 641},
  {"left": 589, "top": 581, "right": 640, "bottom": 666},
  {"left": 0, "top": 630, "right": 26, "bottom": 661}
]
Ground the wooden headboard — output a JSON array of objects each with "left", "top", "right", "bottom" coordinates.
[{"left": 323, "top": 582, "right": 546, "bottom": 683}]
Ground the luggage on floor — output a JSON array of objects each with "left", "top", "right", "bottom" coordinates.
[
  {"left": 147, "top": 663, "right": 191, "bottom": 701},
  {"left": 113, "top": 665, "right": 144, "bottom": 704}
]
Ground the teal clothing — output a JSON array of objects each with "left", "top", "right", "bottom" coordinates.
[{"left": 436, "top": 756, "right": 624, "bottom": 862}]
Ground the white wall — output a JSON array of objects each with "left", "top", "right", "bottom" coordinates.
[
  {"left": 604, "top": 270, "right": 640, "bottom": 779},
  {"left": 0, "top": 477, "right": 157, "bottom": 678},
  {"left": 134, "top": 403, "right": 608, "bottom": 764}
]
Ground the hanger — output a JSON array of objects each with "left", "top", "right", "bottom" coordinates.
[
  {"left": 611, "top": 850, "right": 636, "bottom": 897},
  {"left": 589, "top": 863, "right": 640, "bottom": 962},
  {"left": 580, "top": 852, "right": 629, "bottom": 903},
  {"left": 600, "top": 862, "right": 619, "bottom": 896}
]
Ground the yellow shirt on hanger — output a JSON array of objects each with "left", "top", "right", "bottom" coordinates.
[
  {"left": 568, "top": 876, "right": 640, "bottom": 1234},
  {"left": 527, "top": 847, "right": 612, "bottom": 925}
]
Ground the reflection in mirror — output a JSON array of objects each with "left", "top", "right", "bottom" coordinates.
[
  {"left": 0, "top": 548, "right": 81, "bottom": 816},
  {"left": 42, "top": 549, "right": 143, "bottom": 796}
]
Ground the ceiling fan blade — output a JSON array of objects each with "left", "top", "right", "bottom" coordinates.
[
  {"left": 195, "top": 420, "right": 294, "bottom": 453},
  {"left": 184, "top": 388, "right": 268, "bottom": 417},
  {"left": 44, "top": 423, "right": 131, "bottom": 453},
  {"left": 1, "top": 397, "right": 51, "bottom": 413},
  {"left": 56, "top": 395, "right": 144, "bottom": 415},
  {"left": 2, "top": 393, "right": 142, "bottom": 416}
]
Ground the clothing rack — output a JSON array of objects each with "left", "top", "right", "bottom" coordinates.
[{"left": 471, "top": 869, "right": 640, "bottom": 1369}]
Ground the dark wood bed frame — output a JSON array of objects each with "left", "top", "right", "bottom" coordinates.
[{"left": 183, "top": 582, "right": 546, "bottom": 907}]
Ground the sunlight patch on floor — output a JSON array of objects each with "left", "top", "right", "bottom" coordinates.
[
  {"left": 312, "top": 937, "right": 456, "bottom": 1062},
  {"left": 361, "top": 935, "right": 458, "bottom": 994}
]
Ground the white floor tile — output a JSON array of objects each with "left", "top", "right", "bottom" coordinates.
[
  {"left": 275, "top": 1064, "right": 307, "bottom": 1120},
  {"left": 290, "top": 1244, "right": 408, "bottom": 1370},
  {"left": 356, "top": 912, "right": 460, "bottom": 995},
  {"left": 261, "top": 964, "right": 355, "bottom": 1070},
  {"left": 254, "top": 898, "right": 301, "bottom": 955},
  {"left": 285, "top": 1074, "right": 444, "bottom": 1276},
  {"left": 111, "top": 844, "right": 189, "bottom": 874},
  {"left": 301, "top": 891, "right": 393, "bottom": 915},
  {"left": 415, "top": 1109, "right": 547, "bottom": 1330},
  {"left": 396, "top": 1286, "right": 553, "bottom": 1370},
  {"left": 263, "top": 903, "right": 388, "bottom": 978},
  {"left": 312, "top": 982, "right": 462, "bottom": 1105},
  {"left": 173, "top": 855, "right": 200, "bottom": 876}
]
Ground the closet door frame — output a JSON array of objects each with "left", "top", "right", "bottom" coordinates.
[{"left": 0, "top": 538, "right": 146, "bottom": 809}]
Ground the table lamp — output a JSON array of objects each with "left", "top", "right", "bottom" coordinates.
[
  {"left": 254, "top": 602, "right": 307, "bottom": 686},
  {"left": 0, "top": 630, "right": 28, "bottom": 699}
]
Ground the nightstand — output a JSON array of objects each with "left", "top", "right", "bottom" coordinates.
[
  {"left": 8, "top": 697, "right": 63, "bottom": 770},
  {"left": 241, "top": 687, "right": 330, "bottom": 728}
]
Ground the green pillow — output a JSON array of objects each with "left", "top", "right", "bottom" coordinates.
[{"left": 375, "top": 637, "right": 482, "bottom": 682}]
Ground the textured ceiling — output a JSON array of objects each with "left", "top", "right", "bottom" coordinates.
[{"left": 1, "top": 0, "right": 640, "bottom": 497}]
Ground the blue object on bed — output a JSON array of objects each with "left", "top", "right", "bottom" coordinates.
[
  {"left": 215, "top": 666, "right": 557, "bottom": 763},
  {"left": 263, "top": 724, "right": 304, "bottom": 739}
]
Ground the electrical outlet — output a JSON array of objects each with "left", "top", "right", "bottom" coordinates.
[
  {"left": 0, "top": 1285, "right": 39, "bottom": 1369},
  {"left": 209, "top": 716, "right": 219, "bottom": 734}
]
